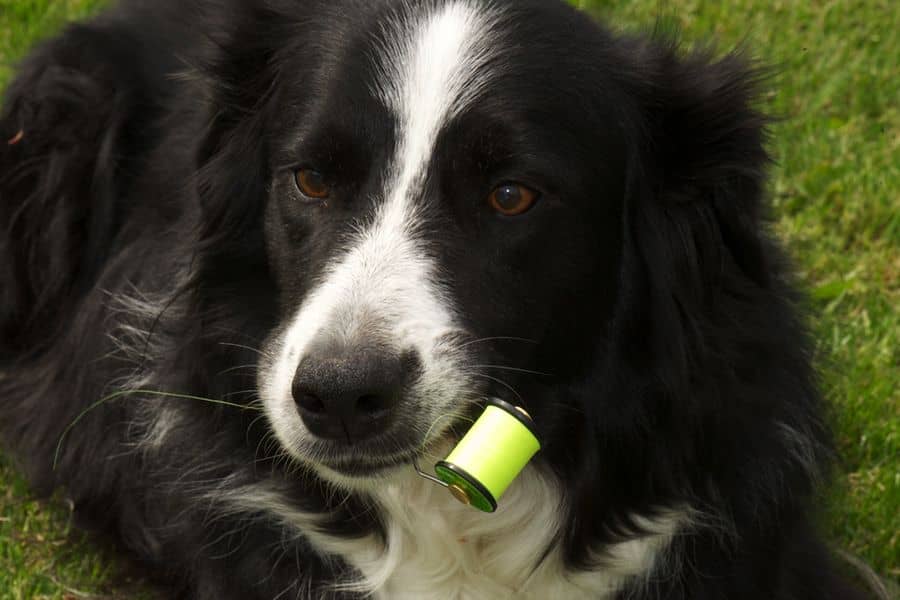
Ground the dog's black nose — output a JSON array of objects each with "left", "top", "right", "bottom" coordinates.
[{"left": 292, "top": 346, "right": 417, "bottom": 443}]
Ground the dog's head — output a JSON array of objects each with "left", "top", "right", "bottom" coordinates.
[{"left": 194, "top": 0, "right": 770, "bottom": 488}]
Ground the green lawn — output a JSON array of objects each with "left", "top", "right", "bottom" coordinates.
[{"left": 1, "top": 0, "right": 898, "bottom": 598}]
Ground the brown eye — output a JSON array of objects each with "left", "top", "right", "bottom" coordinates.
[
  {"left": 295, "top": 168, "right": 330, "bottom": 200},
  {"left": 488, "top": 183, "right": 539, "bottom": 216}
]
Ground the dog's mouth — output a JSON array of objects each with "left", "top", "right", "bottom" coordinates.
[
  {"left": 317, "top": 453, "right": 419, "bottom": 477},
  {"left": 306, "top": 428, "right": 460, "bottom": 480}
]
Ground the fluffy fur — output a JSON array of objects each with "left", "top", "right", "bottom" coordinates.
[{"left": 0, "top": 0, "right": 865, "bottom": 598}]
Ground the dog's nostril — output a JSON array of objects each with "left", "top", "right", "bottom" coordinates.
[
  {"left": 357, "top": 394, "right": 391, "bottom": 416},
  {"left": 295, "top": 390, "right": 326, "bottom": 414}
]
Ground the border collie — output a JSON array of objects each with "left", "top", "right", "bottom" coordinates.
[{"left": 0, "top": 0, "right": 866, "bottom": 598}]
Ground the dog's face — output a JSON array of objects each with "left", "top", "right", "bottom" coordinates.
[{"left": 247, "top": 0, "right": 629, "bottom": 480}]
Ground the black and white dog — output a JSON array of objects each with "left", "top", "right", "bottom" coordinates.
[{"left": 0, "top": 0, "right": 865, "bottom": 598}]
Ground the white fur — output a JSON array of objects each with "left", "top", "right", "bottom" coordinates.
[
  {"left": 136, "top": 405, "right": 183, "bottom": 451},
  {"left": 261, "top": 1, "right": 502, "bottom": 466},
  {"left": 105, "top": 286, "right": 187, "bottom": 451},
  {"left": 211, "top": 467, "right": 688, "bottom": 599}
]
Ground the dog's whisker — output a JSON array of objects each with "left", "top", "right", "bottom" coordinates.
[
  {"left": 456, "top": 336, "right": 539, "bottom": 350},
  {"left": 256, "top": 433, "right": 286, "bottom": 465},
  {"left": 470, "top": 372, "right": 524, "bottom": 403},
  {"left": 219, "top": 342, "right": 272, "bottom": 359},
  {"left": 245, "top": 413, "right": 271, "bottom": 443},
  {"left": 217, "top": 364, "right": 260, "bottom": 376},
  {"left": 472, "top": 364, "right": 554, "bottom": 377}
]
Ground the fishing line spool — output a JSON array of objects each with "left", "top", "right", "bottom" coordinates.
[{"left": 414, "top": 398, "right": 541, "bottom": 512}]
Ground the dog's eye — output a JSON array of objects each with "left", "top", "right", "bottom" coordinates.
[
  {"left": 488, "top": 183, "right": 539, "bottom": 216},
  {"left": 295, "top": 168, "right": 330, "bottom": 200}
]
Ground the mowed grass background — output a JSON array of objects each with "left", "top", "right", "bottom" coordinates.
[{"left": 0, "top": 0, "right": 897, "bottom": 597}]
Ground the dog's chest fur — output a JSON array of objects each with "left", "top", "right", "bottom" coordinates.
[{"left": 316, "top": 469, "right": 680, "bottom": 599}]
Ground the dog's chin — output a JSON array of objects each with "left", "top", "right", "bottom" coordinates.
[
  {"left": 313, "top": 457, "right": 412, "bottom": 490},
  {"left": 301, "top": 437, "right": 458, "bottom": 491}
]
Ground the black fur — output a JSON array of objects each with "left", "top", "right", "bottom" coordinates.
[{"left": 1, "top": 1, "right": 864, "bottom": 598}]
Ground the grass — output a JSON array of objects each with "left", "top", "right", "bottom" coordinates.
[
  {"left": 1, "top": 0, "right": 898, "bottom": 597},
  {"left": 0, "top": 455, "right": 156, "bottom": 600}
]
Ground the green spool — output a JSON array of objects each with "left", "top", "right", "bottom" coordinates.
[{"left": 433, "top": 398, "right": 541, "bottom": 513}]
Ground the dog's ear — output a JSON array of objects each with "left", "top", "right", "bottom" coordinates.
[
  {"left": 180, "top": 1, "right": 286, "bottom": 324},
  {"left": 189, "top": 1, "right": 279, "bottom": 248},
  {"left": 0, "top": 25, "right": 147, "bottom": 356},
  {"left": 615, "top": 43, "right": 776, "bottom": 384},
  {"left": 638, "top": 44, "right": 772, "bottom": 286}
]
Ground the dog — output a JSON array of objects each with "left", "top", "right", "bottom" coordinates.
[{"left": 0, "top": 0, "right": 867, "bottom": 598}]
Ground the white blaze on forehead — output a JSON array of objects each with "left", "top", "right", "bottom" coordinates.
[
  {"left": 376, "top": 0, "right": 499, "bottom": 204},
  {"left": 262, "top": 2, "right": 501, "bottom": 453}
]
